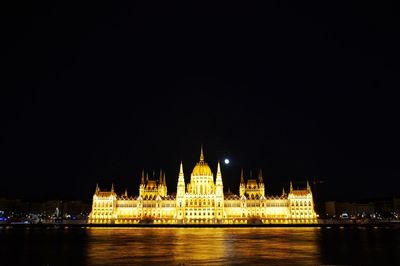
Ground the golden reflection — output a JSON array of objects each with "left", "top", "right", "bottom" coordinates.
[{"left": 86, "top": 228, "right": 321, "bottom": 265}]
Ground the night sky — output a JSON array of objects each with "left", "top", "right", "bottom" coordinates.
[{"left": 2, "top": 2, "right": 399, "bottom": 202}]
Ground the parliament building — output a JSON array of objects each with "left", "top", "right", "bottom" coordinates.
[{"left": 88, "top": 147, "right": 318, "bottom": 224}]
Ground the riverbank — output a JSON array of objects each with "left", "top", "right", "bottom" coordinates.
[{"left": 2, "top": 221, "right": 400, "bottom": 228}]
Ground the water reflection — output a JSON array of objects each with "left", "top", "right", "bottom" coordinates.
[
  {"left": 1, "top": 227, "right": 399, "bottom": 265},
  {"left": 86, "top": 228, "right": 320, "bottom": 265}
]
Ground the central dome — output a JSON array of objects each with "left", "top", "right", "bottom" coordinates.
[
  {"left": 191, "top": 146, "right": 213, "bottom": 176},
  {"left": 192, "top": 161, "right": 212, "bottom": 176}
]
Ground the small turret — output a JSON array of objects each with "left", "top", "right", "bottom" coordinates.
[
  {"left": 290, "top": 181, "right": 293, "bottom": 192},
  {"left": 141, "top": 169, "right": 145, "bottom": 184},
  {"left": 258, "top": 169, "right": 263, "bottom": 183},
  {"left": 282, "top": 187, "right": 286, "bottom": 196},
  {"left": 95, "top": 183, "right": 99, "bottom": 194},
  {"left": 307, "top": 180, "right": 311, "bottom": 191},
  {"left": 163, "top": 172, "right": 167, "bottom": 195},
  {"left": 258, "top": 169, "right": 265, "bottom": 197},
  {"left": 239, "top": 168, "right": 246, "bottom": 197},
  {"left": 124, "top": 188, "right": 128, "bottom": 197},
  {"left": 157, "top": 169, "right": 166, "bottom": 197},
  {"left": 139, "top": 170, "right": 145, "bottom": 197},
  {"left": 159, "top": 169, "right": 163, "bottom": 184},
  {"left": 111, "top": 183, "right": 114, "bottom": 193},
  {"left": 240, "top": 168, "right": 245, "bottom": 184}
]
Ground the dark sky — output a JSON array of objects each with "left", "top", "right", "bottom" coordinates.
[{"left": 2, "top": 2, "right": 399, "bottom": 202}]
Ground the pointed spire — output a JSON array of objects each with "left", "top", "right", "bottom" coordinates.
[
  {"left": 177, "top": 161, "right": 185, "bottom": 195},
  {"left": 179, "top": 161, "right": 184, "bottom": 177},
  {"left": 141, "top": 169, "right": 145, "bottom": 184},
  {"left": 95, "top": 183, "right": 99, "bottom": 193},
  {"left": 216, "top": 160, "right": 223, "bottom": 188},
  {"left": 290, "top": 181, "right": 293, "bottom": 192},
  {"left": 159, "top": 169, "right": 163, "bottom": 184},
  {"left": 163, "top": 172, "right": 166, "bottom": 186},
  {"left": 307, "top": 180, "right": 310, "bottom": 191},
  {"left": 240, "top": 168, "right": 244, "bottom": 184},
  {"left": 146, "top": 172, "right": 149, "bottom": 182},
  {"left": 124, "top": 188, "right": 128, "bottom": 197},
  {"left": 200, "top": 145, "right": 204, "bottom": 162},
  {"left": 111, "top": 183, "right": 114, "bottom": 193},
  {"left": 216, "top": 161, "right": 222, "bottom": 184},
  {"left": 282, "top": 187, "right": 286, "bottom": 196},
  {"left": 258, "top": 169, "right": 263, "bottom": 183}
]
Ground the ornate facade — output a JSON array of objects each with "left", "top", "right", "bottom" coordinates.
[{"left": 88, "top": 148, "right": 317, "bottom": 224}]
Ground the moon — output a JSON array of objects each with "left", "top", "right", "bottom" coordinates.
[{"left": 224, "top": 158, "right": 230, "bottom": 165}]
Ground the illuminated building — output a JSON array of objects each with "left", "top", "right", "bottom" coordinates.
[{"left": 88, "top": 147, "right": 318, "bottom": 224}]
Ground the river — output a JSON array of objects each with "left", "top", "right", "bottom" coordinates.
[{"left": 1, "top": 227, "right": 399, "bottom": 265}]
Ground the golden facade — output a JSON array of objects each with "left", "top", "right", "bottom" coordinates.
[{"left": 88, "top": 148, "right": 317, "bottom": 224}]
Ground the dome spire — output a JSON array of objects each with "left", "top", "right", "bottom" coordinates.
[{"left": 200, "top": 145, "right": 204, "bottom": 162}]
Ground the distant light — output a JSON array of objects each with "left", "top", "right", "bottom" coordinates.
[{"left": 224, "top": 158, "right": 230, "bottom": 165}]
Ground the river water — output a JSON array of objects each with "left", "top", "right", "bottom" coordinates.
[{"left": 1, "top": 227, "right": 399, "bottom": 265}]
